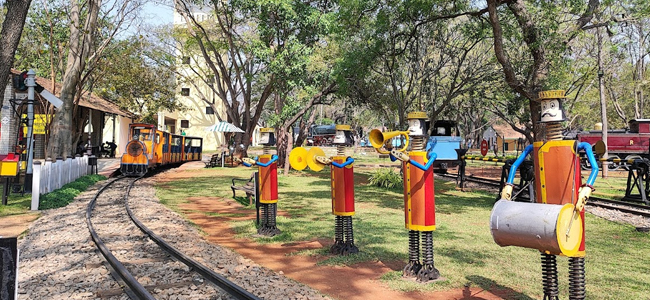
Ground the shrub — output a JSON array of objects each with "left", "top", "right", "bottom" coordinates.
[
  {"left": 39, "top": 174, "right": 106, "bottom": 210},
  {"left": 368, "top": 168, "right": 402, "bottom": 190}
]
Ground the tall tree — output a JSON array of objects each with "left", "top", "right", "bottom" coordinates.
[
  {"left": 0, "top": 0, "right": 31, "bottom": 84},
  {"left": 46, "top": 0, "right": 143, "bottom": 158},
  {"left": 484, "top": 0, "right": 601, "bottom": 141}
]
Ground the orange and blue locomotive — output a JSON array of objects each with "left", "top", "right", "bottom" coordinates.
[{"left": 120, "top": 123, "right": 203, "bottom": 176}]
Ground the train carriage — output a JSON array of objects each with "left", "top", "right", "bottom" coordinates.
[
  {"left": 120, "top": 123, "right": 203, "bottom": 176},
  {"left": 577, "top": 119, "right": 650, "bottom": 170}
]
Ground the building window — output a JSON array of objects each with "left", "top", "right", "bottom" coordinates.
[
  {"left": 181, "top": 120, "right": 189, "bottom": 128},
  {"left": 181, "top": 88, "right": 190, "bottom": 96},
  {"left": 182, "top": 56, "right": 190, "bottom": 64},
  {"left": 206, "top": 106, "right": 214, "bottom": 114}
]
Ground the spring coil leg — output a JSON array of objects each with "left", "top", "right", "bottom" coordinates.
[
  {"left": 330, "top": 216, "right": 345, "bottom": 254},
  {"left": 541, "top": 253, "right": 560, "bottom": 300},
  {"left": 569, "top": 257, "right": 586, "bottom": 300},
  {"left": 257, "top": 204, "right": 280, "bottom": 236},
  {"left": 258, "top": 204, "right": 269, "bottom": 235},
  {"left": 416, "top": 231, "right": 440, "bottom": 282},
  {"left": 267, "top": 203, "right": 281, "bottom": 236},
  {"left": 403, "top": 230, "right": 421, "bottom": 278},
  {"left": 342, "top": 216, "right": 359, "bottom": 255}
]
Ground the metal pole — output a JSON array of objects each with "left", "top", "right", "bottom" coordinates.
[
  {"left": 24, "top": 70, "right": 36, "bottom": 192},
  {"left": 112, "top": 114, "right": 116, "bottom": 143},
  {"left": 597, "top": 27, "right": 609, "bottom": 178}
]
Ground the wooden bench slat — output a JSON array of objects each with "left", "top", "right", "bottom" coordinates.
[{"left": 231, "top": 172, "right": 256, "bottom": 205}]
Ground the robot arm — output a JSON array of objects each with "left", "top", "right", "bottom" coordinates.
[
  {"left": 395, "top": 151, "right": 436, "bottom": 171},
  {"left": 578, "top": 142, "right": 599, "bottom": 187},
  {"left": 575, "top": 142, "right": 599, "bottom": 211},
  {"left": 331, "top": 157, "right": 355, "bottom": 168},
  {"left": 501, "top": 144, "right": 534, "bottom": 200},
  {"left": 254, "top": 154, "right": 279, "bottom": 167}
]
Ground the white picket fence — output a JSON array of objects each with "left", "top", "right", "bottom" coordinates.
[{"left": 30, "top": 155, "right": 94, "bottom": 210}]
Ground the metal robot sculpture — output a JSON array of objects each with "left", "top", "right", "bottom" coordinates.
[
  {"left": 242, "top": 128, "right": 281, "bottom": 236},
  {"left": 493, "top": 90, "right": 599, "bottom": 300},
  {"left": 289, "top": 125, "right": 359, "bottom": 255},
  {"left": 369, "top": 111, "right": 440, "bottom": 282}
]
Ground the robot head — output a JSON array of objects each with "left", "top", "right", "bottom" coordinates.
[
  {"left": 259, "top": 127, "right": 276, "bottom": 145},
  {"left": 407, "top": 111, "right": 428, "bottom": 136},
  {"left": 333, "top": 124, "right": 353, "bottom": 145},
  {"left": 538, "top": 90, "right": 566, "bottom": 123}
]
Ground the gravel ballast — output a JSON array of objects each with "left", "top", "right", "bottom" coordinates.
[{"left": 17, "top": 175, "right": 330, "bottom": 300}]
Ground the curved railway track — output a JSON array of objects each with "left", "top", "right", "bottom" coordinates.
[
  {"left": 86, "top": 175, "right": 260, "bottom": 300},
  {"left": 439, "top": 173, "right": 650, "bottom": 219}
]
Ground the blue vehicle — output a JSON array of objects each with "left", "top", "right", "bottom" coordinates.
[{"left": 426, "top": 120, "right": 462, "bottom": 173}]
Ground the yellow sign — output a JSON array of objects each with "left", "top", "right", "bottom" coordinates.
[{"left": 22, "top": 114, "right": 52, "bottom": 135}]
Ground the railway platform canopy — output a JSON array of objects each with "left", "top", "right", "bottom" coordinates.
[{"left": 3, "top": 70, "right": 136, "bottom": 160}]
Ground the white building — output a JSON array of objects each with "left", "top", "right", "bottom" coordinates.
[{"left": 166, "top": 3, "right": 228, "bottom": 151}]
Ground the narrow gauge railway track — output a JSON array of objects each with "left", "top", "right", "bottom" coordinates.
[
  {"left": 86, "top": 176, "right": 260, "bottom": 300},
  {"left": 588, "top": 196, "right": 650, "bottom": 218},
  {"left": 439, "top": 173, "right": 650, "bottom": 218}
]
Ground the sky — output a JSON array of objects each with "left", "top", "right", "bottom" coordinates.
[{"left": 141, "top": 1, "right": 174, "bottom": 26}]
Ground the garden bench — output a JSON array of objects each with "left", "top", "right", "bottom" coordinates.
[
  {"left": 204, "top": 153, "right": 221, "bottom": 168},
  {"left": 231, "top": 172, "right": 257, "bottom": 205}
]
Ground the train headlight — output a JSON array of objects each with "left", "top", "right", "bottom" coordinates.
[{"left": 127, "top": 141, "right": 143, "bottom": 156}]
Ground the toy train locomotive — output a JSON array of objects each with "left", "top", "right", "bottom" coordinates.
[
  {"left": 426, "top": 120, "right": 462, "bottom": 172},
  {"left": 577, "top": 119, "right": 650, "bottom": 170},
  {"left": 120, "top": 123, "right": 203, "bottom": 176}
]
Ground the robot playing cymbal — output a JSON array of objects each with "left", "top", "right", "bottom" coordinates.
[{"left": 289, "top": 125, "right": 359, "bottom": 255}]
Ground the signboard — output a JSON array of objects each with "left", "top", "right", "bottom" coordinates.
[
  {"left": 0, "top": 237, "right": 18, "bottom": 300},
  {"left": 480, "top": 139, "right": 489, "bottom": 156},
  {"left": 22, "top": 114, "right": 51, "bottom": 135}
]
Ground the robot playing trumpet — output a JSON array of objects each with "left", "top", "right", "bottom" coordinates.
[
  {"left": 369, "top": 112, "right": 441, "bottom": 282},
  {"left": 289, "top": 125, "right": 359, "bottom": 255}
]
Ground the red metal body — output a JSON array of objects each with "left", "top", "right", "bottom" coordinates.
[
  {"left": 258, "top": 154, "right": 278, "bottom": 204},
  {"left": 330, "top": 156, "right": 355, "bottom": 216},
  {"left": 533, "top": 140, "right": 585, "bottom": 257},
  {"left": 402, "top": 151, "right": 436, "bottom": 231}
]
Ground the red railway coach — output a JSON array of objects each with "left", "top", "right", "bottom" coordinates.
[{"left": 577, "top": 119, "right": 650, "bottom": 169}]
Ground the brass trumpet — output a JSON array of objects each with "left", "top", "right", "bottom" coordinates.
[{"left": 368, "top": 129, "right": 410, "bottom": 154}]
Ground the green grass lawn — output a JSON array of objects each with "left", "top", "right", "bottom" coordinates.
[
  {"left": 0, "top": 193, "right": 32, "bottom": 217},
  {"left": 156, "top": 165, "right": 649, "bottom": 299}
]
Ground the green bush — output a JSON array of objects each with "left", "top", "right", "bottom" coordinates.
[
  {"left": 39, "top": 174, "right": 106, "bottom": 210},
  {"left": 368, "top": 168, "right": 402, "bottom": 189}
]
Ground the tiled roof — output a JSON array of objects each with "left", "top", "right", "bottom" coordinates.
[{"left": 10, "top": 69, "right": 135, "bottom": 118}]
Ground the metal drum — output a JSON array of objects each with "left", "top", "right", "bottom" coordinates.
[{"left": 490, "top": 200, "right": 583, "bottom": 256}]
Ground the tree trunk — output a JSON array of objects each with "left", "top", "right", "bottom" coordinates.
[
  {"left": 283, "top": 127, "right": 293, "bottom": 176},
  {"left": 295, "top": 108, "right": 317, "bottom": 147},
  {"left": 0, "top": 0, "right": 32, "bottom": 83},
  {"left": 47, "top": 0, "right": 102, "bottom": 158},
  {"left": 276, "top": 126, "right": 289, "bottom": 170}
]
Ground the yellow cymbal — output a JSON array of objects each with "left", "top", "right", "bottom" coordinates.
[
  {"left": 307, "top": 147, "right": 326, "bottom": 172},
  {"left": 289, "top": 147, "right": 308, "bottom": 171}
]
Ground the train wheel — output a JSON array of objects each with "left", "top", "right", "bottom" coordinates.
[
  {"left": 607, "top": 155, "right": 621, "bottom": 171},
  {"left": 624, "top": 155, "right": 642, "bottom": 171},
  {"left": 580, "top": 158, "right": 591, "bottom": 170}
]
